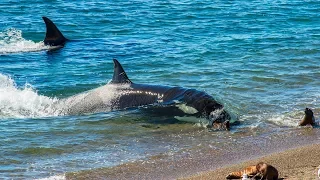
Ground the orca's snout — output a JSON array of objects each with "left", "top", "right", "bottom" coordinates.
[
  {"left": 209, "top": 109, "right": 230, "bottom": 122},
  {"left": 207, "top": 109, "right": 231, "bottom": 130}
]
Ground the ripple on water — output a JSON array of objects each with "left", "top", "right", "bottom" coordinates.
[
  {"left": 18, "top": 147, "right": 65, "bottom": 156},
  {"left": 1, "top": 0, "right": 320, "bottom": 179}
]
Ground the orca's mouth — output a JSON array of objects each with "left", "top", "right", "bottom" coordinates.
[
  {"left": 207, "top": 109, "right": 231, "bottom": 130},
  {"left": 209, "top": 109, "right": 231, "bottom": 123}
]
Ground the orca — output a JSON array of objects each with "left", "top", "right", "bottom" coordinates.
[
  {"left": 54, "top": 59, "right": 231, "bottom": 128},
  {"left": 42, "top": 16, "right": 68, "bottom": 47}
]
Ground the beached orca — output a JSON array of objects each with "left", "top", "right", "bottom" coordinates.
[
  {"left": 54, "top": 59, "right": 231, "bottom": 127},
  {"left": 42, "top": 16, "right": 68, "bottom": 47}
]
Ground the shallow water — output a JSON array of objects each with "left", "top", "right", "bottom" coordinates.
[{"left": 0, "top": 0, "right": 320, "bottom": 179}]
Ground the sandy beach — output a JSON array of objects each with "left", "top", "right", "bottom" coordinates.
[
  {"left": 182, "top": 143, "right": 320, "bottom": 180},
  {"left": 2, "top": 1, "right": 320, "bottom": 179},
  {"left": 66, "top": 128, "right": 320, "bottom": 180}
]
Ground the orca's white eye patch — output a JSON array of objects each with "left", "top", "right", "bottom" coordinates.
[{"left": 175, "top": 104, "right": 198, "bottom": 114}]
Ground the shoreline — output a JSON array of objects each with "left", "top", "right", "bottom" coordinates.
[
  {"left": 181, "top": 143, "right": 320, "bottom": 180},
  {"left": 66, "top": 127, "right": 320, "bottom": 180}
]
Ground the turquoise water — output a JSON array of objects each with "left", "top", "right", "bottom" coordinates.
[{"left": 0, "top": 0, "right": 320, "bottom": 179}]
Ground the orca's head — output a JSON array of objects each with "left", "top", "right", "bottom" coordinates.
[
  {"left": 206, "top": 109, "right": 231, "bottom": 130},
  {"left": 196, "top": 98, "right": 231, "bottom": 129},
  {"left": 209, "top": 109, "right": 231, "bottom": 122},
  {"left": 208, "top": 107, "right": 230, "bottom": 121}
]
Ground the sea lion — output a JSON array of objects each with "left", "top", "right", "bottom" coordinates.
[
  {"left": 226, "top": 165, "right": 258, "bottom": 179},
  {"left": 299, "top": 108, "right": 315, "bottom": 126},
  {"left": 254, "top": 162, "right": 278, "bottom": 180},
  {"left": 212, "top": 120, "right": 230, "bottom": 131}
]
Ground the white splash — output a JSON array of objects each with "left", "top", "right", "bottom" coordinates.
[
  {"left": 0, "top": 73, "right": 58, "bottom": 118},
  {"left": 240, "top": 111, "right": 302, "bottom": 128},
  {"left": 0, "top": 28, "right": 49, "bottom": 54},
  {"left": 35, "top": 174, "right": 66, "bottom": 180},
  {"left": 0, "top": 73, "right": 134, "bottom": 118},
  {"left": 266, "top": 111, "right": 302, "bottom": 127}
]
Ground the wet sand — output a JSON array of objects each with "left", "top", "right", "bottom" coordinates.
[
  {"left": 66, "top": 127, "right": 320, "bottom": 180},
  {"left": 181, "top": 143, "right": 320, "bottom": 180}
]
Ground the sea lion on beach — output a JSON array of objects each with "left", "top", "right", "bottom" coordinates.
[
  {"left": 299, "top": 108, "right": 315, "bottom": 126},
  {"left": 226, "top": 165, "right": 258, "bottom": 179},
  {"left": 254, "top": 162, "right": 278, "bottom": 180}
]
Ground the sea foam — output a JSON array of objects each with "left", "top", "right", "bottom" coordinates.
[
  {"left": 35, "top": 174, "right": 66, "bottom": 180},
  {"left": 0, "top": 73, "right": 58, "bottom": 118},
  {"left": 0, "top": 28, "right": 49, "bottom": 54}
]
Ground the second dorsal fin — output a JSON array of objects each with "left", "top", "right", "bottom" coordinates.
[
  {"left": 111, "top": 59, "right": 132, "bottom": 84},
  {"left": 42, "top": 17, "right": 68, "bottom": 46}
]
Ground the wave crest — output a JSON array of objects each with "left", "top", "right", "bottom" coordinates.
[
  {"left": 0, "top": 28, "right": 49, "bottom": 54},
  {"left": 0, "top": 74, "right": 58, "bottom": 118}
]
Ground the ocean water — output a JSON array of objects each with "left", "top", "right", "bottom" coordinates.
[{"left": 0, "top": 0, "right": 320, "bottom": 179}]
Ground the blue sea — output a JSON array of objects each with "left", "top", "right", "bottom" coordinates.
[{"left": 0, "top": 0, "right": 320, "bottom": 179}]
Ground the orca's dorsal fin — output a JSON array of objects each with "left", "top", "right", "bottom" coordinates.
[
  {"left": 42, "top": 17, "right": 68, "bottom": 46},
  {"left": 111, "top": 59, "right": 132, "bottom": 84}
]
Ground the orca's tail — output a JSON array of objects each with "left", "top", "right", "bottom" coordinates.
[{"left": 42, "top": 17, "right": 68, "bottom": 46}]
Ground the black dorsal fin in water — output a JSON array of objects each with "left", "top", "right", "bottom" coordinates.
[
  {"left": 42, "top": 16, "right": 68, "bottom": 46},
  {"left": 111, "top": 59, "right": 132, "bottom": 84}
]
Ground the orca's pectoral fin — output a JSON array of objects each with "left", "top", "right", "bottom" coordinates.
[
  {"left": 42, "top": 16, "right": 68, "bottom": 46},
  {"left": 111, "top": 59, "right": 132, "bottom": 84}
]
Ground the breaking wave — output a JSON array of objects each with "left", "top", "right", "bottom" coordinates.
[
  {"left": 240, "top": 110, "right": 305, "bottom": 129},
  {"left": 0, "top": 73, "right": 58, "bottom": 118},
  {"left": 0, "top": 28, "right": 49, "bottom": 54},
  {"left": 35, "top": 174, "right": 66, "bottom": 180},
  {"left": 0, "top": 73, "right": 127, "bottom": 119}
]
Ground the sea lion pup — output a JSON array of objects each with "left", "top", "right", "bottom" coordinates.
[
  {"left": 254, "top": 162, "right": 278, "bottom": 180},
  {"left": 299, "top": 108, "right": 315, "bottom": 126},
  {"left": 226, "top": 165, "right": 257, "bottom": 179}
]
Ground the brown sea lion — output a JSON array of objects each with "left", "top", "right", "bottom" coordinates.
[
  {"left": 212, "top": 120, "right": 230, "bottom": 131},
  {"left": 299, "top": 108, "right": 315, "bottom": 126},
  {"left": 226, "top": 165, "right": 258, "bottom": 179},
  {"left": 254, "top": 162, "right": 278, "bottom": 180}
]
